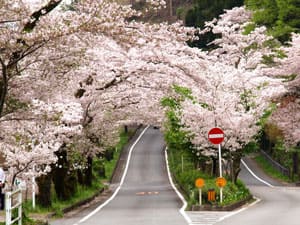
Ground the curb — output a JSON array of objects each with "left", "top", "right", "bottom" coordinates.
[
  {"left": 46, "top": 188, "right": 105, "bottom": 219},
  {"left": 30, "top": 125, "right": 143, "bottom": 223},
  {"left": 110, "top": 124, "right": 144, "bottom": 185},
  {"left": 190, "top": 195, "right": 254, "bottom": 211}
]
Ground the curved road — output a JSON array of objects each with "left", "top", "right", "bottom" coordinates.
[
  {"left": 51, "top": 126, "right": 187, "bottom": 225},
  {"left": 51, "top": 127, "right": 300, "bottom": 225},
  {"left": 215, "top": 158, "right": 300, "bottom": 225}
]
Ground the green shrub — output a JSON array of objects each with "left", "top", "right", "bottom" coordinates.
[{"left": 167, "top": 147, "right": 251, "bottom": 208}]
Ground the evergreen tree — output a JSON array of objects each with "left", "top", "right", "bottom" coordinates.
[
  {"left": 245, "top": 0, "right": 300, "bottom": 43},
  {"left": 185, "top": 0, "right": 244, "bottom": 49}
]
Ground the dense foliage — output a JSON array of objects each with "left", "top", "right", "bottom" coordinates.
[
  {"left": 245, "top": 0, "right": 300, "bottom": 43},
  {"left": 0, "top": 0, "right": 299, "bottom": 204}
]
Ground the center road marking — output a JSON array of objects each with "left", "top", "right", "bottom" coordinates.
[
  {"left": 135, "top": 191, "right": 160, "bottom": 196},
  {"left": 72, "top": 130, "right": 267, "bottom": 225}
]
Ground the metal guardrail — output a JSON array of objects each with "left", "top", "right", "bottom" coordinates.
[
  {"left": 260, "top": 150, "right": 290, "bottom": 177},
  {"left": 5, "top": 189, "right": 22, "bottom": 225}
]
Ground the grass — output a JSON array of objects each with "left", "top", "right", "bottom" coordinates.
[
  {"left": 167, "top": 148, "right": 251, "bottom": 209},
  {"left": 102, "top": 130, "right": 133, "bottom": 182},
  {"left": 23, "top": 175, "right": 104, "bottom": 218},
  {"left": 254, "top": 154, "right": 292, "bottom": 183},
  {"left": 21, "top": 128, "right": 136, "bottom": 223}
]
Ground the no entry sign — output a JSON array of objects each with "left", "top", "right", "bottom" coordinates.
[{"left": 208, "top": 127, "right": 224, "bottom": 145}]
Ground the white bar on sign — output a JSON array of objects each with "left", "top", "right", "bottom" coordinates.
[{"left": 209, "top": 134, "right": 224, "bottom": 138}]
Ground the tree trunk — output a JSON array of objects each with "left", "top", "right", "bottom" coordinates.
[
  {"left": 211, "top": 156, "right": 218, "bottom": 177},
  {"left": 52, "top": 151, "right": 78, "bottom": 200},
  {"left": 77, "top": 169, "right": 84, "bottom": 185},
  {"left": 65, "top": 171, "right": 78, "bottom": 199},
  {"left": 293, "top": 152, "right": 299, "bottom": 180},
  {"left": 0, "top": 64, "right": 8, "bottom": 117},
  {"left": 169, "top": 0, "right": 173, "bottom": 17},
  {"left": 231, "top": 152, "right": 242, "bottom": 184},
  {"left": 84, "top": 156, "right": 93, "bottom": 187},
  {"left": 52, "top": 149, "right": 69, "bottom": 200},
  {"left": 36, "top": 173, "right": 52, "bottom": 207}
]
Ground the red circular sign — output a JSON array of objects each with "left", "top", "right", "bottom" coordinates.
[{"left": 208, "top": 128, "right": 224, "bottom": 144}]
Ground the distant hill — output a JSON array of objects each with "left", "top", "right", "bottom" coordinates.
[{"left": 119, "top": 0, "right": 193, "bottom": 23}]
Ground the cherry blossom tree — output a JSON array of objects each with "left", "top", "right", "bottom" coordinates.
[
  {"left": 0, "top": 1, "right": 297, "bottom": 191},
  {"left": 180, "top": 7, "right": 299, "bottom": 180},
  {"left": 152, "top": 7, "right": 288, "bottom": 181},
  {"left": 264, "top": 33, "right": 300, "bottom": 147},
  {"left": 0, "top": 0, "right": 169, "bottom": 116},
  {"left": 201, "top": 6, "right": 284, "bottom": 70},
  {"left": 0, "top": 99, "right": 83, "bottom": 189},
  {"left": 61, "top": 5, "right": 289, "bottom": 184},
  {"left": 0, "top": 0, "right": 195, "bottom": 192}
]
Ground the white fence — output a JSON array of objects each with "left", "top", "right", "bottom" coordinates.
[{"left": 5, "top": 189, "right": 22, "bottom": 225}]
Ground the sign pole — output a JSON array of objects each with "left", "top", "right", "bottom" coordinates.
[
  {"left": 195, "top": 178, "right": 205, "bottom": 206},
  {"left": 219, "top": 144, "right": 223, "bottom": 203},
  {"left": 199, "top": 188, "right": 202, "bottom": 206},
  {"left": 218, "top": 144, "right": 223, "bottom": 203},
  {"left": 208, "top": 128, "right": 225, "bottom": 204},
  {"left": 220, "top": 188, "right": 223, "bottom": 203},
  {"left": 216, "top": 177, "right": 226, "bottom": 204},
  {"left": 32, "top": 176, "right": 36, "bottom": 209},
  {"left": 218, "top": 144, "right": 222, "bottom": 178},
  {"left": 181, "top": 154, "right": 184, "bottom": 173},
  {"left": 32, "top": 165, "right": 36, "bottom": 209}
]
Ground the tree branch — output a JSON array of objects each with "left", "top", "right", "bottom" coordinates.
[
  {"left": 23, "top": 0, "right": 63, "bottom": 32},
  {"left": 82, "top": 101, "right": 94, "bottom": 127}
]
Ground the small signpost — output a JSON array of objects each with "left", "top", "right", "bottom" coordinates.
[
  {"left": 208, "top": 127, "right": 225, "bottom": 203},
  {"left": 216, "top": 177, "right": 227, "bottom": 202},
  {"left": 195, "top": 178, "right": 205, "bottom": 206},
  {"left": 216, "top": 177, "right": 227, "bottom": 188}
]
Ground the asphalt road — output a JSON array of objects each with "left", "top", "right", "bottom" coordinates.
[
  {"left": 215, "top": 157, "right": 300, "bottom": 225},
  {"left": 50, "top": 127, "right": 300, "bottom": 225},
  {"left": 51, "top": 126, "right": 187, "bottom": 225}
]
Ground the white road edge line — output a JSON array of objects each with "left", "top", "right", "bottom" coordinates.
[
  {"left": 218, "top": 158, "right": 275, "bottom": 223},
  {"left": 218, "top": 196, "right": 261, "bottom": 222},
  {"left": 241, "top": 159, "right": 274, "bottom": 188},
  {"left": 73, "top": 125, "right": 150, "bottom": 225},
  {"left": 165, "top": 147, "right": 193, "bottom": 225}
]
